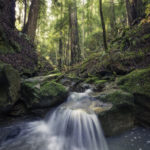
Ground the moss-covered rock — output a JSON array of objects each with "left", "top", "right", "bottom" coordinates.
[
  {"left": 117, "top": 67, "right": 150, "bottom": 126},
  {"left": 40, "top": 81, "right": 67, "bottom": 98},
  {"left": 94, "top": 80, "right": 107, "bottom": 91},
  {"left": 117, "top": 67, "right": 150, "bottom": 97},
  {"left": 95, "top": 89, "right": 134, "bottom": 136},
  {"left": 21, "top": 77, "right": 68, "bottom": 110},
  {"left": 0, "top": 63, "right": 20, "bottom": 112},
  {"left": 99, "top": 89, "right": 134, "bottom": 106}
]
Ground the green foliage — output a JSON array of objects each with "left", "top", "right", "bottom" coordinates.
[
  {"left": 85, "top": 76, "right": 99, "bottom": 83},
  {"left": 32, "top": 0, "right": 129, "bottom": 67},
  {"left": 14, "top": 0, "right": 150, "bottom": 70},
  {"left": 145, "top": 3, "right": 150, "bottom": 17}
]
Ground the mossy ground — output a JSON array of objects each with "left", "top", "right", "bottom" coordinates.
[{"left": 66, "top": 23, "right": 150, "bottom": 79}]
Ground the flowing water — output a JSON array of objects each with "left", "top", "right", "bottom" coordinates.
[{"left": 0, "top": 89, "right": 109, "bottom": 150}]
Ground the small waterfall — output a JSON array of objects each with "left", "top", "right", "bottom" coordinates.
[{"left": 0, "top": 89, "right": 109, "bottom": 150}]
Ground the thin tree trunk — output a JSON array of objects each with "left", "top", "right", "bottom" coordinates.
[
  {"left": 82, "top": 0, "right": 85, "bottom": 59},
  {"left": 69, "top": 0, "right": 81, "bottom": 65},
  {"left": 67, "top": 28, "right": 71, "bottom": 66},
  {"left": 23, "top": 0, "right": 40, "bottom": 41},
  {"left": 58, "top": 32, "right": 63, "bottom": 70},
  {"left": 99, "top": 0, "right": 108, "bottom": 51}
]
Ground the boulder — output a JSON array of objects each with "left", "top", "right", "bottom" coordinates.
[
  {"left": 117, "top": 67, "right": 150, "bottom": 126},
  {"left": 93, "top": 89, "right": 134, "bottom": 136},
  {"left": 0, "top": 63, "right": 20, "bottom": 113},
  {"left": 21, "top": 76, "right": 68, "bottom": 110}
]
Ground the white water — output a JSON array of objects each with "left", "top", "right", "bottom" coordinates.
[{"left": 0, "top": 90, "right": 109, "bottom": 150}]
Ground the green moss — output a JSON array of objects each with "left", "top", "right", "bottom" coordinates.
[
  {"left": 105, "top": 90, "right": 134, "bottom": 105},
  {"left": 3, "top": 64, "right": 20, "bottom": 102},
  {"left": 98, "top": 89, "right": 134, "bottom": 113},
  {"left": 142, "top": 34, "right": 150, "bottom": 40},
  {"left": 22, "top": 79, "right": 68, "bottom": 108},
  {"left": 145, "top": 4, "right": 150, "bottom": 17},
  {"left": 84, "top": 76, "right": 99, "bottom": 83},
  {"left": 95, "top": 80, "right": 107, "bottom": 85},
  {"left": 40, "top": 81, "right": 67, "bottom": 97},
  {"left": 23, "top": 81, "right": 38, "bottom": 88},
  {"left": 117, "top": 67, "right": 150, "bottom": 97},
  {"left": 0, "top": 63, "right": 20, "bottom": 109}
]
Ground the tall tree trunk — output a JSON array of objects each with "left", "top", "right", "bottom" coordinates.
[
  {"left": 81, "top": 0, "right": 85, "bottom": 59},
  {"left": 69, "top": 0, "right": 81, "bottom": 65},
  {"left": 23, "top": 0, "right": 27, "bottom": 29},
  {"left": 110, "top": 0, "right": 116, "bottom": 36},
  {"left": 125, "top": 0, "right": 144, "bottom": 26},
  {"left": 23, "top": 0, "right": 40, "bottom": 41},
  {"left": 58, "top": 0, "right": 63, "bottom": 70},
  {"left": 0, "top": 0, "right": 16, "bottom": 28},
  {"left": 99, "top": 0, "right": 108, "bottom": 51}
]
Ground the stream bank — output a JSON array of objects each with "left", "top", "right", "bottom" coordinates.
[{"left": 0, "top": 64, "right": 150, "bottom": 137}]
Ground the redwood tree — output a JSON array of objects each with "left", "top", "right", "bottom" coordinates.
[
  {"left": 0, "top": 0, "right": 16, "bottom": 28},
  {"left": 125, "top": 0, "right": 144, "bottom": 26},
  {"left": 69, "top": 0, "right": 81, "bottom": 65},
  {"left": 23, "top": 0, "right": 40, "bottom": 41}
]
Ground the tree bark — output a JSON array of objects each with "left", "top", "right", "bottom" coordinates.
[
  {"left": 23, "top": 0, "right": 40, "bottom": 41},
  {"left": 58, "top": 32, "right": 63, "bottom": 70},
  {"left": 81, "top": 0, "right": 85, "bottom": 59},
  {"left": 0, "top": 0, "right": 16, "bottom": 28},
  {"left": 125, "top": 0, "right": 144, "bottom": 26},
  {"left": 58, "top": 0, "right": 63, "bottom": 70},
  {"left": 110, "top": 0, "right": 116, "bottom": 36},
  {"left": 23, "top": 0, "right": 27, "bottom": 29},
  {"left": 69, "top": 0, "right": 81, "bottom": 65},
  {"left": 99, "top": 0, "right": 108, "bottom": 51}
]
